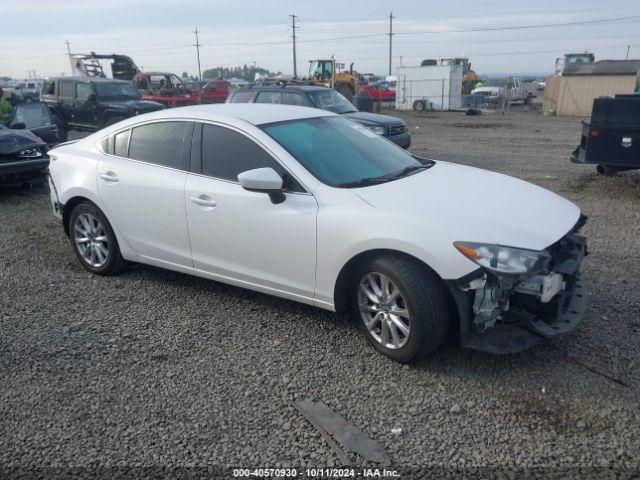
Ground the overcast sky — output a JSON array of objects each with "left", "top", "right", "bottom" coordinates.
[{"left": 1, "top": 0, "right": 639, "bottom": 79}]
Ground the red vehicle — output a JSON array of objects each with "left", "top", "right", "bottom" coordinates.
[
  {"left": 134, "top": 72, "right": 197, "bottom": 108},
  {"left": 361, "top": 84, "right": 396, "bottom": 102},
  {"left": 192, "top": 79, "right": 231, "bottom": 104}
]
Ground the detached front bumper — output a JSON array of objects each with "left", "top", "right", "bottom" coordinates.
[{"left": 449, "top": 218, "right": 589, "bottom": 354}]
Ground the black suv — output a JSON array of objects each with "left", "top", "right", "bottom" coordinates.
[
  {"left": 41, "top": 77, "right": 163, "bottom": 136},
  {"left": 228, "top": 85, "right": 411, "bottom": 149}
]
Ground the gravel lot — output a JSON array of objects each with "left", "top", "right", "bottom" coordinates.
[{"left": 1, "top": 107, "right": 639, "bottom": 478}]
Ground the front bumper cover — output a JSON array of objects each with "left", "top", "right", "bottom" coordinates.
[{"left": 449, "top": 218, "right": 589, "bottom": 354}]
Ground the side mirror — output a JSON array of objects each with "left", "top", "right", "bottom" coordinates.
[
  {"left": 10, "top": 122, "right": 26, "bottom": 129},
  {"left": 238, "top": 167, "right": 285, "bottom": 204}
]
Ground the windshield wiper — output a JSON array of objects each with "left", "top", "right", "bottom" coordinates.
[
  {"left": 337, "top": 176, "right": 394, "bottom": 188},
  {"left": 384, "top": 164, "right": 431, "bottom": 181}
]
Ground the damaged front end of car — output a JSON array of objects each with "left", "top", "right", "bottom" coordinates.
[
  {"left": 0, "top": 128, "right": 49, "bottom": 185},
  {"left": 448, "top": 215, "right": 588, "bottom": 354}
]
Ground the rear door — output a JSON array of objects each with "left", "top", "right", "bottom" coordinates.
[
  {"left": 97, "top": 120, "right": 194, "bottom": 267},
  {"left": 185, "top": 122, "right": 318, "bottom": 300},
  {"left": 73, "top": 81, "right": 98, "bottom": 128}
]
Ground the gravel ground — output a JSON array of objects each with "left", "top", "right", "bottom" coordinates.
[{"left": 1, "top": 108, "right": 639, "bottom": 478}]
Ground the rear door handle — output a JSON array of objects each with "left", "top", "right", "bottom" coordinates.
[
  {"left": 190, "top": 194, "right": 217, "bottom": 207},
  {"left": 99, "top": 171, "right": 119, "bottom": 182}
]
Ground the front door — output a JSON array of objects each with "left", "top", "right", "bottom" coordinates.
[
  {"left": 97, "top": 121, "right": 194, "bottom": 267},
  {"left": 73, "top": 81, "right": 98, "bottom": 129},
  {"left": 185, "top": 123, "right": 317, "bottom": 300}
]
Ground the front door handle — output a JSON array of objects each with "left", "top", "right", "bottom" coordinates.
[
  {"left": 99, "top": 171, "right": 119, "bottom": 182},
  {"left": 190, "top": 194, "right": 217, "bottom": 207}
]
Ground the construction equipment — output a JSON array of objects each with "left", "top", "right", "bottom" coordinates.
[
  {"left": 308, "top": 59, "right": 359, "bottom": 101},
  {"left": 69, "top": 53, "right": 140, "bottom": 80},
  {"left": 555, "top": 52, "right": 595, "bottom": 75},
  {"left": 440, "top": 57, "right": 478, "bottom": 95}
]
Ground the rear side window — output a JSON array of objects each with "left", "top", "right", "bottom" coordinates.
[
  {"left": 201, "top": 124, "right": 303, "bottom": 192},
  {"left": 229, "top": 91, "right": 256, "bottom": 103},
  {"left": 114, "top": 129, "right": 130, "bottom": 157},
  {"left": 282, "top": 92, "right": 312, "bottom": 107},
  {"left": 59, "top": 80, "right": 74, "bottom": 98},
  {"left": 128, "top": 121, "right": 190, "bottom": 170},
  {"left": 256, "top": 92, "right": 281, "bottom": 104},
  {"left": 43, "top": 81, "right": 55, "bottom": 95}
]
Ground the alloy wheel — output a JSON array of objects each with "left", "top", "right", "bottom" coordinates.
[
  {"left": 73, "top": 213, "right": 109, "bottom": 268},
  {"left": 357, "top": 272, "right": 411, "bottom": 349}
]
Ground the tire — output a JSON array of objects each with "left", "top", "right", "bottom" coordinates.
[
  {"left": 68, "top": 202, "right": 125, "bottom": 276},
  {"left": 52, "top": 114, "right": 67, "bottom": 142},
  {"left": 350, "top": 256, "right": 450, "bottom": 363},
  {"left": 105, "top": 115, "right": 127, "bottom": 127},
  {"left": 412, "top": 100, "right": 426, "bottom": 112}
]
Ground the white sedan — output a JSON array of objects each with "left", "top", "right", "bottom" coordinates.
[{"left": 48, "top": 104, "right": 588, "bottom": 362}]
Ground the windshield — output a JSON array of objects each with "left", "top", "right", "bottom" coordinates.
[
  {"left": 480, "top": 79, "right": 503, "bottom": 87},
  {"left": 95, "top": 82, "right": 139, "bottom": 99},
  {"left": 12, "top": 103, "right": 52, "bottom": 128},
  {"left": 307, "top": 90, "right": 357, "bottom": 114},
  {"left": 262, "top": 116, "right": 429, "bottom": 187}
]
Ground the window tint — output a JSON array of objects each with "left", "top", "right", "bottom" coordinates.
[
  {"left": 282, "top": 92, "right": 312, "bottom": 107},
  {"left": 60, "top": 80, "right": 74, "bottom": 98},
  {"left": 128, "top": 121, "right": 190, "bottom": 169},
  {"left": 201, "top": 124, "right": 303, "bottom": 192},
  {"left": 229, "top": 90, "right": 256, "bottom": 103},
  {"left": 114, "top": 129, "right": 130, "bottom": 157},
  {"left": 76, "top": 82, "right": 92, "bottom": 102},
  {"left": 256, "top": 92, "right": 281, "bottom": 104}
]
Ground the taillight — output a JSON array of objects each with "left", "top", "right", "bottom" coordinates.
[{"left": 590, "top": 129, "right": 599, "bottom": 138}]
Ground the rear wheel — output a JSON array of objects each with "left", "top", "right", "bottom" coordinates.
[
  {"left": 69, "top": 202, "right": 125, "bottom": 275},
  {"left": 350, "top": 256, "right": 450, "bottom": 362}
]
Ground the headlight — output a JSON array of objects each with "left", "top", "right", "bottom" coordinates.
[
  {"left": 370, "top": 126, "right": 386, "bottom": 135},
  {"left": 454, "top": 241, "right": 551, "bottom": 275}
]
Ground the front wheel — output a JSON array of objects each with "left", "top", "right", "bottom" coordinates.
[
  {"left": 68, "top": 202, "right": 125, "bottom": 275},
  {"left": 351, "top": 256, "right": 450, "bottom": 362}
]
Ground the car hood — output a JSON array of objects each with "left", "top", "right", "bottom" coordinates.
[
  {"left": 343, "top": 111, "right": 403, "bottom": 126},
  {"left": 98, "top": 99, "right": 164, "bottom": 111},
  {"left": 0, "top": 129, "right": 46, "bottom": 155},
  {"left": 472, "top": 87, "right": 501, "bottom": 95},
  {"left": 353, "top": 161, "right": 580, "bottom": 251}
]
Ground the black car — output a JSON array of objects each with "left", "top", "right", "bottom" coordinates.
[
  {"left": 227, "top": 85, "right": 411, "bottom": 149},
  {"left": 8, "top": 102, "right": 62, "bottom": 147},
  {"left": 41, "top": 77, "right": 163, "bottom": 136},
  {"left": 0, "top": 125, "right": 49, "bottom": 185}
]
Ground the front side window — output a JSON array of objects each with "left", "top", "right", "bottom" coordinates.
[
  {"left": 94, "top": 82, "right": 138, "bottom": 100},
  {"left": 201, "top": 124, "right": 303, "bottom": 192},
  {"left": 128, "top": 121, "right": 190, "bottom": 170},
  {"left": 282, "top": 92, "right": 312, "bottom": 107},
  {"left": 307, "top": 90, "right": 357, "bottom": 114},
  {"left": 256, "top": 92, "right": 281, "bottom": 104},
  {"left": 76, "top": 82, "right": 93, "bottom": 102},
  {"left": 262, "top": 116, "right": 427, "bottom": 188}
]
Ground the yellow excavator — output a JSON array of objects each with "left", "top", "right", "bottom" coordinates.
[{"left": 308, "top": 59, "right": 359, "bottom": 101}]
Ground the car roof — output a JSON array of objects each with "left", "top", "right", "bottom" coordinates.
[
  {"left": 237, "top": 85, "right": 331, "bottom": 93},
  {"left": 86, "top": 104, "right": 336, "bottom": 139},
  {"left": 52, "top": 77, "right": 132, "bottom": 84}
]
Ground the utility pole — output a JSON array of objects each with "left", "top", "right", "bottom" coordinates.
[
  {"left": 65, "top": 40, "right": 72, "bottom": 75},
  {"left": 290, "top": 14, "right": 298, "bottom": 78},
  {"left": 193, "top": 28, "right": 202, "bottom": 81},
  {"left": 626, "top": 45, "right": 630, "bottom": 60},
  {"left": 388, "top": 12, "right": 394, "bottom": 76}
]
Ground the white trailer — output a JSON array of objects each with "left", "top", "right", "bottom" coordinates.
[{"left": 395, "top": 64, "right": 462, "bottom": 111}]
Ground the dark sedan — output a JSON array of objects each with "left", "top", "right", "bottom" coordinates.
[{"left": 228, "top": 85, "right": 411, "bottom": 149}]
